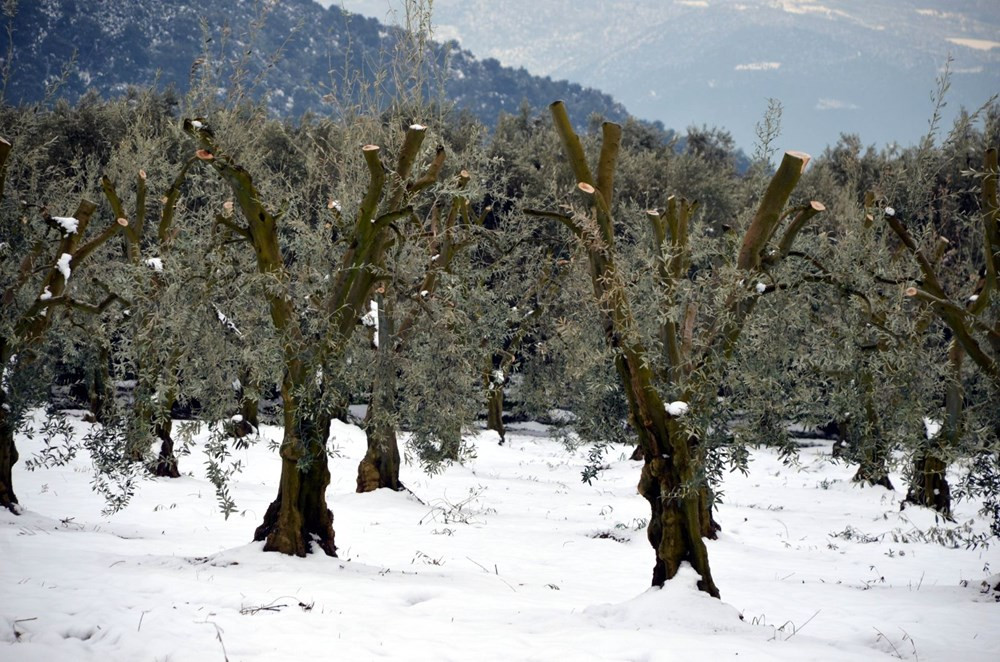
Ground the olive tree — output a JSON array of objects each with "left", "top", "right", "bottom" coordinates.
[
  {"left": 184, "top": 115, "right": 452, "bottom": 556},
  {"left": 528, "top": 101, "right": 824, "bottom": 597},
  {"left": 0, "top": 136, "right": 126, "bottom": 512}
]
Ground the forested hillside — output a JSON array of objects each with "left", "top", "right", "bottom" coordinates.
[{"left": 0, "top": 0, "right": 628, "bottom": 126}]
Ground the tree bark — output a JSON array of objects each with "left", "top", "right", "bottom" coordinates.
[
  {"left": 850, "top": 372, "right": 894, "bottom": 490},
  {"left": 905, "top": 342, "right": 960, "bottom": 516},
  {"left": 0, "top": 388, "right": 19, "bottom": 513},
  {"left": 636, "top": 441, "right": 720, "bottom": 596},
  {"left": 85, "top": 345, "right": 111, "bottom": 425},
  {"left": 614, "top": 353, "right": 720, "bottom": 597},
  {"left": 151, "top": 416, "right": 180, "bottom": 478},
  {"left": 356, "top": 398, "right": 402, "bottom": 492},
  {"left": 254, "top": 399, "right": 336, "bottom": 557},
  {"left": 904, "top": 454, "right": 951, "bottom": 516},
  {"left": 356, "top": 291, "right": 404, "bottom": 492},
  {"left": 486, "top": 385, "right": 505, "bottom": 443}
]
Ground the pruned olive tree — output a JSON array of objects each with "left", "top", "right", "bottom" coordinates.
[
  {"left": 355, "top": 163, "right": 491, "bottom": 492},
  {"left": 0, "top": 136, "right": 126, "bottom": 513},
  {"left": 184, "top": 117, "right": 449, "bottom": 556},
  {"left": 528, "top": 101, "right": 824, "bottom": 597},
  {"left": 100, "top": 155, "right": 199, "bottom": 477},
  {"left": 887, "top": 147, "right": 1000, "bottom": 521}
]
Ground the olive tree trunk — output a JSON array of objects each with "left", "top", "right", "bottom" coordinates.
[
  {"left": 357, "top": 400, "right": 403, "bottom": 492},
  {"left": 485, "top": 382, "right": 505, "bottom": 442},
  {"left": 0, "top": 383, "right": 18, "bottom": 513},
  {"left": 254, "top": 388, "right": 336, "bottom": 556},
  {"left": 0, "top": 179, "right": 125, "bottom": 514},
  {"left": 151, "top": 406, "right": 180, "bottom": 478},
  {"left": 905, "top": 342, "right": 960, "bottom": 516},
  {"left": 849, "top": 372, "right": 894, "bottom": 490},
  {"left": 357, "top": 293, "right": 403, "bottom": 492}
]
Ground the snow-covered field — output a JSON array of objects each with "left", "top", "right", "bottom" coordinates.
[{"left": 2, "top": 411, "right": 998, "bottom": 661}]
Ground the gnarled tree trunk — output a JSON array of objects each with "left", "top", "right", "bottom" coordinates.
[
  {"left": 905, "top": 454, "right": 951, "bottom": 516},
  {"left": 0, "top": 388, "right": 19, "bottom": 513},
  {"left": 254, "top": 390, "right": 336, "bottom": 556},
  {"left": 357, "top": 390, "right": 403, "bottom": 492},
  {"left": 849, "top": 372, "right": 894, "bottom": 490},
  {"left": 905, "top": 341, "right": 961, "bottom": 517},
  {"left": 151, "top": 413, "right": 180, "bottom": 478},
  {"left": 357, "top": 292, "right": 404, "bottom": 492},
  {"left": 486, "top": 384, "right": 505, "bottom": 443},
  {"left": 639, "top": 456, "right": 717, "bottom": 590},
  {"left": 615, "top": 356, "right": 720, "bottom": 597}
]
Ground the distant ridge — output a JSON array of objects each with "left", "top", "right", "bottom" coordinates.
[
  {"left": 335, "top": 0, "right": 1000, "bottom": 155},
  {"left": 0, "top": 0, "right": 629, "bottom": 127}
]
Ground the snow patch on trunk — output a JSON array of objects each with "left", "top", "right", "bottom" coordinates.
[
  {"left": 666, "top": 401, "right": 689, "bottom": 417},
  {"left": 52, "top": 216, "right": 79, "bottom": 235},
  {"left": 56, "top": 253, "right": 73, "bottom": 281}
]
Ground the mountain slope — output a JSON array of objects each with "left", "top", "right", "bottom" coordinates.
[{"left": 0, "top": 0, "right": 628, "bottom": 127}]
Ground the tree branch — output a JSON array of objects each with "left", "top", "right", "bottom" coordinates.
[
  {"left": 905, "top": 287, "right": 999, "bottom": 383},
  {"left": 159, "top": 157, "right": 197, "bottom": 246},
  {"left": 41, "top": 293, "right": 121, "bottom": 315},
  {"left": 0, "top": 136, "right": 10, "bottom": 203},
  {"left": 524, "top": 208, "right": 585, "bottom": 239},
  {"left": 597, "top": 122, "right": 622, "bottom": 210},
  {"left": 883, "top": 211, "right": 947, "bottom": 297},
  {"left": 100, "top": 176, "right": 139, "bottom": 261},
  {"left": 408, "top": 145, "right": 446, "bottom": 195},
  {"left": 213, "top": 213, "right": 252, "bottom": 241},
  {"left": 549, "top": 101, "right": 594, "bottom": 187},
  {"left": 737, "top": 151, "right": 811, "bottom": 270},
  {"left": 776, "top": 201, "right": 825, "bottom": 259},
  {"left": 71, "top": 218, "right": 129, "bottom": 269}
]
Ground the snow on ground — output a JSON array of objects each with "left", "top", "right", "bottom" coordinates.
[{"left": 2, "top": 411, "right": 998, "bottom": 661}]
